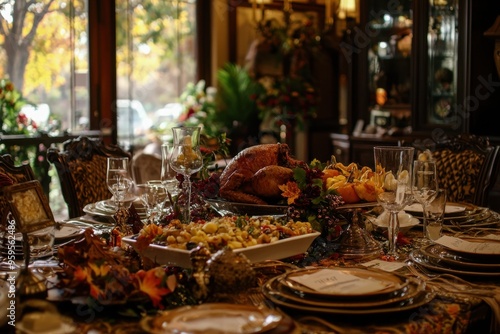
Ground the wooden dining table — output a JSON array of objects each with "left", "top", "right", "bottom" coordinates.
[{"left": 5, "top": 201, "right": 500, "bottom": 334}]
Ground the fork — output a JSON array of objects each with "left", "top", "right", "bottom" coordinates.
[{"left": 405, "top": 259, "right": 440, "bottom": 280}]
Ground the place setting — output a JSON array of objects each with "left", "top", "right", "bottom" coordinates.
[
  {"left": 410, "top": 234, "right": 500, "bottom": 277},
  {"left": 261, "top": 267, "right": 434, "bottom": 316}
]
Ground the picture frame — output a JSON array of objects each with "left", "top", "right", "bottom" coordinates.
[{"left": 4, "top": 180, "right": 55, "bottom": 233}]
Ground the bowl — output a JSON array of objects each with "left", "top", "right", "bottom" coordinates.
[{"left": 371, "top": 211, "right": 420, "bottom": 234}]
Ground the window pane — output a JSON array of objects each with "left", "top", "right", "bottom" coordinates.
[
  {"left": 0, "top": 0, "right": 89, "bottom": 135},
  {"left": 115, "top": 0, "right": 197, "bottom": 149}
]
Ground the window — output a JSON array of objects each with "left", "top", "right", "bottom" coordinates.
[
  {"left": 115, "top": 0, "right": 198, "bottom": 149},
  {"left": 0, "top": 0, "right": 198, "bottom": 144},
  {"left": 0, "top": 0, "right": 90, "bottom": 135},
  {"left": 1, "top": 0, "right": 200, "bottom": 219}
]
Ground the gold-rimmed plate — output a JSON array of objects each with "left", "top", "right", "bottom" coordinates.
[
  {"left": 410, "top": 251, "right": 500, "bottom": 277},
  {"left": 418, "top": 243, "right": 500, "bottom": 271},
  {"left": 262, "top": 285, "right": 435, "bottom": 316},
  {"left": 279, "top": 267, "right": 408, "bottom": 300},
  {"left": 266, "top": 275, "right": 424, "bottom": 309},
  {"left": 140, "top": 303, "right": 283, "bottom": 334},
  {"left": 405, "top": 202, "right": 475, "bottom": 217}
]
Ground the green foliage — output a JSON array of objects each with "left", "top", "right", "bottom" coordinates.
[
  {"left": 0, "top": 78, "right": 30, "bottom": 134},
  {"left": 214, "top": 63, "right": 260, "bottom": 130}
]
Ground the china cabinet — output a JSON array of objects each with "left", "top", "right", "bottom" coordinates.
[{"left": 341, "top": 0, "right": 500, "bottom": 136}]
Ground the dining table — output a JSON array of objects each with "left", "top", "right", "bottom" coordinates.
[{"left": 3, "top": 198, "right": 500, "bottom": 334}]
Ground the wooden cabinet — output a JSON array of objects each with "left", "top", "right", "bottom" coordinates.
[
  {"left": 342, "top": 0, "right": 500, "bottom": 137},
  {"left": 333, "top": 0, "right": 500, "bottom": 181},
  {"left": 330, "top": 133, "right": 415, "bottom": 168}
]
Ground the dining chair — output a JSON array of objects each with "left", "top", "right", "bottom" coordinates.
[
  {"left": 0, "top": 154, "right": 37, "bottom": 225},
  {"left": 413, "top": 133, "right": 500, "bottom": 207},
  {"left": 131, "top": 150, "right": 162, "bottom": 184},
  {"left": 46, "top": 136, "right": 131, "bottom": 218}
]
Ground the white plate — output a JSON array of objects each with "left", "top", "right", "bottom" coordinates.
[
  {"left": 54, "top": 225, "right": 84, "bottom": 241},
  {"left": 371, "top": 211, "right": 420, "bottom": 234},
  {"left": 141, "top": 303, "right": 282, "bottom": 334},
  {"left": 404, "top": 202, "right": 466, "bottom": 215},
  {"left": 123, "top": 231, "right": 320, "bottom": 268}
]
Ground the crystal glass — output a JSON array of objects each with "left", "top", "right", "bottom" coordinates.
[
  {"left": 169, "top": 127, "right": 203, "bottom": 223},
  {"left": 412, "top": 159, "right": 438, "bottom": 241},
  {"left": 425, "top": 188, "right": 446, "bottom": 241},
  {"left": 161, "top": 142, "right": 180, "bottom": 196},
  {"left": 374, "top": 146, "right": 414, "bottom": 258},
  {"left": 106, "top": 157, "right": 133, "bottom": 211},
  {"left": 133, "top": 182, "right": 166, "bottom": 225}
]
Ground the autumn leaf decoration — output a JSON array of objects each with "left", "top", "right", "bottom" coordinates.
[{"left": 56, "top": 228, "right": 180, "bottom": 308}]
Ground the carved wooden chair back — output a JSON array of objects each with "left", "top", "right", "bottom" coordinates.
[
  {"left": 413, "top": 134, "right": 500, "bottom": 207},
  {"left": 47, "top": 136, "right": 131, "bottom": 218},
  {"left": 0, "top": 154, "right": 37, "bottom": 225}
]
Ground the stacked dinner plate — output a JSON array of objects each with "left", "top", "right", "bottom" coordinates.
[
  {"left": 83, "top": 198, "right": 147, "bottom": 220},
  {"left": 410, "top": 235, "right": 500, "bottom": 278},
  {"left": 404, "top": 202, "right": 500, "bottom": 229},
  {"left": 262, "top": 267, "right": 434, "bottom": 316}
]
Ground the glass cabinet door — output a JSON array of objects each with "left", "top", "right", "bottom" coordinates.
[
  {"left": 426, "top": 0, "right": 458, "bottom": 126},
  {"left": 365, "top": 0, "right": 413, "bottom": 128}
]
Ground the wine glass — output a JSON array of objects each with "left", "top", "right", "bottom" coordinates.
[
  {"left": 374, "top": 146, "right": 414, "bottom": 258},
  {"left": 106, "top": 157, "right": 133, "bottom": 211},
  {"left": 169, "top": 126, "right": 203, "bottom": 223},
  {"left": 161, "top": 142, "right": 180, "bottom": 197},
  {"left": 133, "top": 182, "right": 166, "bottom": 225},
  {"left": 412, "top": 159, "right": 438, "bottom": 242}
]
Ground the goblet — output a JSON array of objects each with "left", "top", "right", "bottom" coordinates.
[
  {"left": 161, "top": 143, "right": 180, "bottom": 197},
  {"left": 412, "top": 159, "right": 438, "bottom": 241},
  {"left": 169, "top": 126, "right": 203, "bottom": 223},
  {"left": 374, "top": 146, "right": 414, "bottom": 258},
  {"left": 106, "top": 157, "right": 133, "bottom": 211}
]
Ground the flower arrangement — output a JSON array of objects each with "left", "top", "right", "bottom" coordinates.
[
  {"left": 278, "top": 159, "right": 346, "bottom": 240},
  {"left": 56, "top": 229, "right": 196, "bottom": 311},
  {"left": 251, "top": 14, "right": 320, "bottom": 130},
  {"left": 253, "top": 75, "right": 317, "bottom": 130},
  {"left": 0, "top": 78, "right": 36, "bottom": 135}
]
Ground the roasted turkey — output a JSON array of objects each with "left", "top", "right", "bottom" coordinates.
[{"left": 219, "top": 143, "right": 305, "bottom": 204}]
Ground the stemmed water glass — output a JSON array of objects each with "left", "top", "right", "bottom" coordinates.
[
  {"left": 412, "top": 159, "right": 438, "bottom": 242},
  {"left": 106, "top": 157, "right": 133, "bottom": 211},
  {"left": 169, "top": 126, "right": 203, "bottom": 223},
  {"left": 374, "top": 146, "right": 414, "bottom": 258},
  {"left": 161, "top": 142, "right": 180, "bottom": 197}
]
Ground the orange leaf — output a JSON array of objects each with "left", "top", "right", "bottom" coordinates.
[
  {"left": 279, "top": 181, "right": 301, "bottom": 205},
  {"left": 137, "top": 267, "right": 172, "bottom": 307}
]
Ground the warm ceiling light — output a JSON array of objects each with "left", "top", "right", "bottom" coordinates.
[{"left": 338, "top": 0, "right": 356, "bottom": 20}]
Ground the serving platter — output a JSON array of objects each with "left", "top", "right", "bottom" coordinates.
[
  {"left": 140, "top": 303, "right": 283, "bottom": 334},
  {"left": 206, "top": 199, "right": 380, "bottom": 217},
  {"left": 122, "top": 231, "right": 320, "bottom": 268},
  {"left": 205, "top": 199, "right": 288, "bottom": 216}
]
